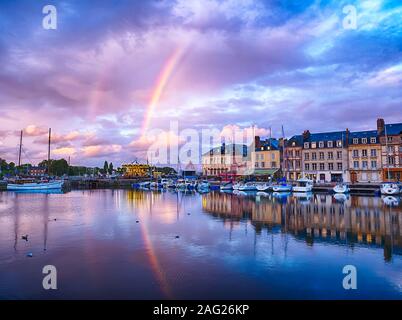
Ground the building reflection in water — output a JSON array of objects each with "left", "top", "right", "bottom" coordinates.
[{"left": 202, "top": 191, "right": 401, "bottom": 262}]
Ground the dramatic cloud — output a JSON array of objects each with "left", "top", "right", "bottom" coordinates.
[{"left": 0, "top": 0, "right": 401, "bottom": 166}]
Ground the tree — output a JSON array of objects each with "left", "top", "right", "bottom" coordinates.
[
  {"left": 103, "top": 161, "right": 109, "bottom": 175},
  {"left": 108, "top": 162, "right": 114, "bottom": 174}
]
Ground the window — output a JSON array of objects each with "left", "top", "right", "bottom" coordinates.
[
  {"left": 371, "top": 161, "right": 377, "bottom": 169},
  {"left": 388, "top": 156, "right": 395, "bottom": 165},
  {"left": 337, "top": 140, "right": 342, "bottom": 147},
  {"left": 319, "top": 141, "right": 324, "bottom": 148},
  {"left": 387, "top": 146, "right": 394, "bottom": 153},
  {"left": 337, "top": 163, "right": 343, "bottom": 170},
  {"left": 353, "top": 138, "right": 359, "bottom": 144},
  {"left": 295, "top": 150, "right": 300, "bottom": 157},
  {"left": 271, "top": 161, "right": 277, "bottom": 168},
  {"left": 362, "top": 138, "right": 367, "bottom": 144},
  {"left": 305, "top": 163, "right": 310, "bottom": 171},
  {"left": 362, "top": 149, "right": 368, "bottom": 157},
  {"left": 337, "top": 151, "right": 342, "bottom": 159},
  {"left": 362, "top": 161, "right": 368, "bottom": 169},
  {"left": 304, "top": 142, "right": 309, "bottom": 149},
  {"left": 327, "top": 141, "right": 333, "bottom": 148},
  {"left": 387, "top": 136, "right": 392, "bottom": 143},
  {"left": 354, "top": 161, "right": 359, "bottom": 169},
  {"left": 328, "top": 163, "right": 334, "bottom": 170},
  {"left": 319, "top": 152, "right": 324, "bottom": 160},
  {"left": 328, "top": 152, "right": 333, "bottom": 160},
  {"left": 370, "top": 137, "right": 376, "bottom": 143},
  {"left": 312, "top": 152, "right": 317, "bottom": 160},
  {"left": 296, "top": 160, "right": 301, "bottom": 169},
  {"left": 261, "top": 162, "right": 265, "bottom": 168},
  {"left": 292, "top": 142, "right": 296, "bottom": 146},
  {"left": 312, "top": 163, "right": 317, "bottom": 170},
  {"left": 311, "top": 142, "right": 317, "bottom": 149},
  {"left": 305, "top": 153, "right": 310, "bottom": 161},
  {"left": 371, "top": 149, "right": 377, "bottom": 157},
  {"left": 271, "top": 154, "right": 275, "bottom": 160},
  {"left": 353, "top": 150, "right": 359, "bottom": 157},
  {"left": 320, "top": 163, "right": 325, "bottom": 170},
  {"left": 255, "top": 162, "right": 259, "bottom": 168}
]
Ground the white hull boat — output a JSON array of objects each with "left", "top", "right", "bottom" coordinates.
[
  {"left": 233, "top": 183, "right": 243, "bottom": 190},
  {"left": 333, "top": 183, "right": 350, "bottom": 194},
  {"left": 382, "top": 196, "right": 400, "bottom": 206},
  {"left": 238, "top": 182, "right": 257, "bottom": 191},
  {"left": 256, "top": 183, "right": 271, "bottom": 192},
  {"left": 292, "top": 178, "right": 313, "bottom": 193},
  {"left": 220, "top": 182, "right": 233, "bottom": 191},
  {"left": 380, "top": 183, "right": 400, "bottom": 195},
  {"left": 197, "top": 181, "right": 210, "bottom": 191},
  {"left": 7, "top": 180, "right": 64, "bottom": 191},
  {"left": 272, "top": 184, "right": 292, "bottom": 192}
]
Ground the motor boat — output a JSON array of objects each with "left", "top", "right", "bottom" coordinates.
[
  {"left": 220, "top": 182, "right": 233, "bottom": 191},
  {"left": 233, "top": 182, "right": 243, "bottom": 190},
  {"left": 256, "top": 182, "right": 271, "bottom": 192},
  {"left": 292, "top": 178, "right": 313, "bottom": 192},
  {"left": 7, "top": 180, "right": 64, "bottom": 191},
  {"left": 167, "top": 179, "right": 177, "bottom": 189},
  {"left": 197, "top": 180, "right": 210, "bottom": 191},
  {"left": 238, "top": 182, "right": 257, "bottom": 191},
  {"left": 176, "top": 179, "right": 187, "bottom": 191},
  {"left": 138, "top": 181, "right": 151, "bottom": 189},
  {"left": 272, "top": 184, "right": 292, "bottom": 192},
  {"left": 161, "top": 179, "right": 170, "bottom": 188},
  {"left": 380, "top": 183, "right": 400, "bottom": 195},
  {"left": 293, "top": 192, "right": 313, "bottom": 202},
  {"left": 333, "top": 183, "right": 350, "bottom": 194},
  {"left": 185, "top": 180, "right": 197, "bottom": 190}
]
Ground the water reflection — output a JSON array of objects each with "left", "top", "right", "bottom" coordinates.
[{"left": 202, "top": 192, "right": 402, "bottom": 262}]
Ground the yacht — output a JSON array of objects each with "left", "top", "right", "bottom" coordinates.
[
  {"left": 380, "top": 183, "right": 400, "bottom": 195},
  {"left": 333, "top": 183, "right": 350, "bottom": 194},
  {"left": 292, "top": 178, "right": 313, "bottom": 193}
]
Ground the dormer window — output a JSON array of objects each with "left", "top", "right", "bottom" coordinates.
[
  {"left": 327, "top": 141, "right": 333, "bottom": 148},
  {"left": 362, "top": 138, "right": 367, "bottom": 144},
  {"left": 292, "top": 142, "right": 296, "bottom": 146},
  {"left": 311, "top": 142, "right": 317, "bottom": 149},
  {"left": 304, "top": 142, "right": 309, "bottom": 149},
  {"left": 337, "top": 140, "right": 342, "bottom": 147},
  {"left": 353, "top": 138, "right": 358, "bottom": 144},
  {"left": 319, "top": 141, "right": 324, "bottom": 148},
  {"left": 260, "top": 147, "right": 264, "bottom": 151},
  {"left": 370, "top": 137, "right": 376, "bottom": 143}
]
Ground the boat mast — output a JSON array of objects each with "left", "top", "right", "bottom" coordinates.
[
  {"left": 48, "top": 128, "right": 51, "bottom": 176},
  {"left": 18, "top": 130, "right": 23, "bottom": 167}
]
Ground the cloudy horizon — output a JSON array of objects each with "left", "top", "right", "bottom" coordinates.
[{"left": 0, "top": 0, "right": 401, "bottom": 167}]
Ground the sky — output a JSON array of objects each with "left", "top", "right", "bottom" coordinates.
[{"left": 0, "top": 0, "right": 401, "bottom": 167}]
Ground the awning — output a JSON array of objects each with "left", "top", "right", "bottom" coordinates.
[{"left": 253, "top": 168, "right": 279, "bottom": 176}]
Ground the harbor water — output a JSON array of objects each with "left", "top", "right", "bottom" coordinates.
[{"left": 0, "top": 189, "right": 401, "bottom": 299}]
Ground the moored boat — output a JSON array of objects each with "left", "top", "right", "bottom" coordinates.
[
  {"left": 292, "top": 178, "right": 313, "bottom": 193},
  {"left": 220, "top": 182, "right": 233, "bottom": 191},
  {"left": 333, "top": 183, "right": 350, "bottom": 194},
  {"left": 380, "top": 183, "right": 400, "bottom": 195},
  {"left": 197, "top": 180, "right": 210, "bottom": 191},
  {"left": 256, "top": 182, "right": 271, "bottom": 192},
  {"left": 272, "top": 184, "right": 292, "bottom": 192},
  {"left": 7, "top": 180, "right": 64, "bottom": 191},
  {"left": 238, "top": 182, "right": 257, "bottom": 191}
]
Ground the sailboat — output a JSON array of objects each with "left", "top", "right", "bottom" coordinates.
[{"left": 7, "top": 128, "right": 65, "bottom": 191}]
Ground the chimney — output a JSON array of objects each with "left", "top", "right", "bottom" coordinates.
[
  {"left": 255, "top": 136, "right": 261, "bottom": 149},
  {"left": 345, "top": 128, "right": 350, "bottom": 147},
  {"left": 302, "top": 130, "right": 310, "bottom": 141},
  {"left": 221, "top": 142, "right": 226, "bottom": 155},
  {"left": 377, "top": 118, "right": 385, "bottom": 136}
]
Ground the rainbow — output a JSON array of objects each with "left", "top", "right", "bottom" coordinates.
[{"left": 140, "top": 46, "right": 186, "bottom": 137}]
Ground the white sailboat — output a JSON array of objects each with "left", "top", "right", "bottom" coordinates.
[
  {"left": 7, "top": 128, "right": 64, "bottom": 192},
  {"left": 238, "top": 182, "right": 257, "bottom": 191},
  {"left": 256, "top": 182, "right": 271, "bottom": 192}
]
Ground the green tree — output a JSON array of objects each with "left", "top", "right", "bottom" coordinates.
[
  {"left": 108, "top": 162, "right": 114, "bottom": 174},
  {"left": 103, "top": 161, "right": 109, "bottom": 175}
]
